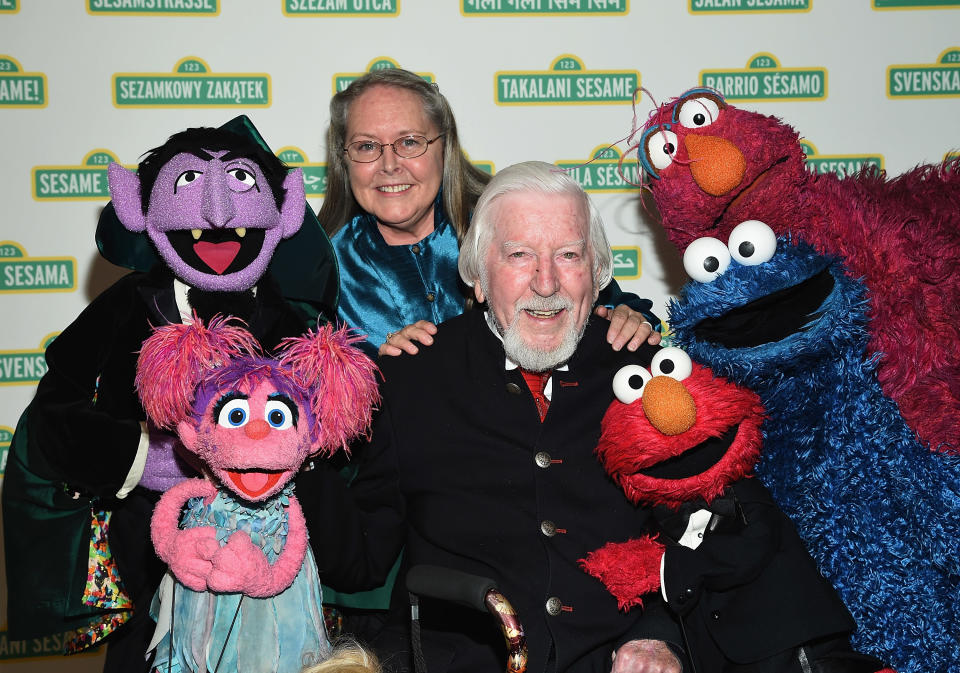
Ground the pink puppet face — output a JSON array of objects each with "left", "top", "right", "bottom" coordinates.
[
  {"left": 178, "top": 376, "right": 313, "bottom": 502},
  {"left": 143, "top": 150, "right": 291, "bottom": 290},
  {"left": 638, "top": 88, "right": 808, "bottom": 252}
]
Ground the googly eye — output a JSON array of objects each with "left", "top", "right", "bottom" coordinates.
[
  {"left": 677, "top": 97, "right": 721, "bottom": 129},
  {"left": 683, "top": 237, "right": 731, "bottom": 283},
  {"left": 264, "top": 399, "right": 294, "bottom": 430},
  {"left": 226, "top": 166, "right": 257, "bottom": 192},
  {"left": 217, "top": 399, "right": 249, "bottom": 428},
  {"left": 650, "top": 347, "right": 693, "bottom": 382},
  {"left": 728, "top": 220, "right": 777, "bottom": 267},
  {"left": 175, "top": 170, "right": 203, "bottom": 189},
  {"left": 645, "top": 128, "right": 679, "bottom": 171},
  {"left": 612, "top": 365, "right": 652, "bottom": 405}
]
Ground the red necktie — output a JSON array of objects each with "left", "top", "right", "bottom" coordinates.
[{"left": 520, "top": 369, "right": 552, "bottom": 422}]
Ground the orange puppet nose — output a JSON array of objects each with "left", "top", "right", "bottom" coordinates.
[
  {"left": 685, "top": 134, "right": 746, "bottom": 196},
  {"left": 244, "top": 419, "right": 270, "bottom": 440},
  {"left": 641, "top": 377, "right": 696, "bottom": 436}
]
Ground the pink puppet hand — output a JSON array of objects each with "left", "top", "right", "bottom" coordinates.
[
  {"left": 206, "top": 531, "right": 271, "bottom": 595},
  {"left": 164, "top": 527, "right": 220, "bottom": 592},
  {"left": 580, "top": 536, "right": 665, "bottom": 611}
]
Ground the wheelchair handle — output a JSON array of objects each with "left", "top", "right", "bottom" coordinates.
[{"left": 406, "top": 565, "right": 528, "bottom": 673}]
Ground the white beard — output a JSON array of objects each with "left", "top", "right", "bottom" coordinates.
[{"left": 487, "top": 295, "right": 587, "bottom": 372}]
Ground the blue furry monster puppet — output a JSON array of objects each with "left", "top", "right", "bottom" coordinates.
[
  {"left": 632, "top": 87, "right": 960, "bottom": 453},
  {"left": 667, "top": 220, "right": 960, "bottom": 673},
  {"left": 1, "top": 117, "right": 336, "bottom": 672}
]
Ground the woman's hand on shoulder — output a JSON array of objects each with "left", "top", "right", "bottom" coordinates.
[
  {"left": 594, "top": 304, "right": 662, "bottom": 351},
  {"left": 379, "top": 320, "right": 439, "bottom": 357}
]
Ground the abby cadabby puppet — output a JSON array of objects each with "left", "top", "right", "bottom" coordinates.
[{"left": 135, "top": 316, "right": 379, "bottom": 673}]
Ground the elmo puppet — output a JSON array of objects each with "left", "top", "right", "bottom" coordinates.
[{"left": 581, "top": 347, "right": 889, "bottom": 673}]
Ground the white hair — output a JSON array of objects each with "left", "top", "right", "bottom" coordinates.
[{"left": 457, "top": 161, "right": 613, "bottom": 290}]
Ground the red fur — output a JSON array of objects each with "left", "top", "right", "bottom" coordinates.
[
  {"left": 642, "top": 91, "right": 960, "bottom": 452},
  {"left": 580, "top": 536, "right": 665, "bottom": 610},
  {"left": 597, "top": 363, "right": 766, "bottom": 509},
  {"left": 583, "top": 360, "right": 767, "bottom": 607}
]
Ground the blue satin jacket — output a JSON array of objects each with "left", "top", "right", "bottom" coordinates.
[{"left": 332, "top": 197, "right": 659, "bottom": 357}]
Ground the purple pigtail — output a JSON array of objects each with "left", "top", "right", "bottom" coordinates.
[
  {"left": 136, "top": 314, "right": 261, "bottom": 428},
  {"left": 277, "top": 325, "right": 381, "bottom": 456}
]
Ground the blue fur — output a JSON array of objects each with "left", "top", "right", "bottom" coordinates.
[{"left": 669, "top": 238, "right": 960, "bottom": 672}]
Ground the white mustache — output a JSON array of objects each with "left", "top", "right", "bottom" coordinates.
[{"left": 517, "top": 296, "right": 573, "bottom": 313}]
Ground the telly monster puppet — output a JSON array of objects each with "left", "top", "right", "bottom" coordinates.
[
  {"left": 2, "top": 122, "right": 320, "bottom": 671},
  {"left": 136, "top": 318, "right": 379, "bottom": 673},
  {"left": 634, "top": 87, "right": 960, "bottom": 453}
]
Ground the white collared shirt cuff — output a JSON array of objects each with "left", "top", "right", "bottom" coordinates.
[
  {"left": 660, "top": 554, "right": 668, "bottom": 602},
  {"left": 117, "top": 421, "right": 150, "bottom": 499}
]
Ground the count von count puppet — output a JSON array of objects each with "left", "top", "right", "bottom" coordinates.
[
  {"left": 2, "top": 118, "right": 336, "bottom": 671},
  {"left": 136, "top": 317, "right": 379, "bottom": 673}
]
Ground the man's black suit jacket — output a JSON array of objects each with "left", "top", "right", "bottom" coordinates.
[{"left": 304, "top": 308, "right": 682, "bottom": 673}]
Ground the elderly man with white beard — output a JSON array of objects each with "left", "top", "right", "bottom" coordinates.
[{"left": 299, "top": 161, "right": 684, "bottom": 673}]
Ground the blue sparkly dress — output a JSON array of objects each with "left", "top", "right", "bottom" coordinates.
[{"left": 149, "top": 486, "right": 330, "bottom": 673}]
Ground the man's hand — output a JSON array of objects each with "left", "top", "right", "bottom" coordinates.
[
  {"left": 611, "top": 639, "right": 681, "bottom": 673},
  {"left": 379, "top": 320, "right": 439, "bottom": 357},
  {"left": 594, "top": 305, "right": 662, "bottom": 351}
]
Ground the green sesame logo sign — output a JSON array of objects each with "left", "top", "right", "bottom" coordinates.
[
  {"left": 470, "top": 158, "right": 496, "bottom": 175},
  {"left": 0, "top": 333, "right": 56, "bottom": 386},
  {"left": 0, "top": 0, "right": 17, "bottom": 13},
  {"left": 888, "top": 48, "right": 960, "bottom": 98},
  {"left": 555, "top": 146, "right": 640, "bottom": 192},
  {"left": 333, "top": 57, "right": 434, "bottom": 93},
  {"left": 113, "top": 57, "right": 270, "bottom": 107},
  {"left": 0, "top": 243, "right": 76, "bottom": 294},
  {"left": 462, "top": 0, "right": 627, "bottom": 15},
  {"left": 32, "top": 150, "right": 121, "bottom": 201},
  {"left": 701, "top": 53, "right": 827, "bottom": 102},
  {"left": 87, "top": 0, "right": 218, "bottom": 14},
  {"left": 801, "top": 141, "right": 884, "bottom": 179},
  {"left": 0, "top": 629, "right": 98, "bottom": 661},
  {"left": 873, "top": 0, "right": 960, "bottom": 7},
  {"left": 0, "top": 425, "right": 11, "bottom": 476},
  {"left": 277, "top": 147, "right": 328, "bottom": 198},
  {"left": 284, "top": 0, "right": 399, "bottom": 15},
  {"left": 495, "top": 55, "right": 639, "bottom": 105},
  {"left": 688, "top": 0, "right": 810, "bottom": 12},
  {"left": 612, "top": 247, "right": 642, "bottom": 280},
  {"left": 0, "top": 56, "right": 46, "bottom": 107}
]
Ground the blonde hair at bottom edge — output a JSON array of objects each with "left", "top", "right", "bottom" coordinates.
[{"left": 302, "top": 641, "right": 381, "bottom": 673}]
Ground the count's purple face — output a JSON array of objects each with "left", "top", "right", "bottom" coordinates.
[{"left": 141, "top": 149, "right": 296, "bottom": 291}]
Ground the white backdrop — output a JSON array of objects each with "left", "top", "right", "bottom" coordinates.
[{"left": 1, "top": 1, "right": 958, "bottom": 669}]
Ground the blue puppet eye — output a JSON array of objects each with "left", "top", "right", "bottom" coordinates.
[
  {"left": 264, "top": 399, "right": 295, "bottom": 430},
  {"left": 612, "top": 364, "right": 652, "bottom": 405},
  {"left": 217, "top": 398, "right": 250, "bottom": 428},
  {"left": 728, "top": 220, "right": 777, "bottom": 267},
  {"left": 683, "top": 236, "right": 731, "bottom": 283}
]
